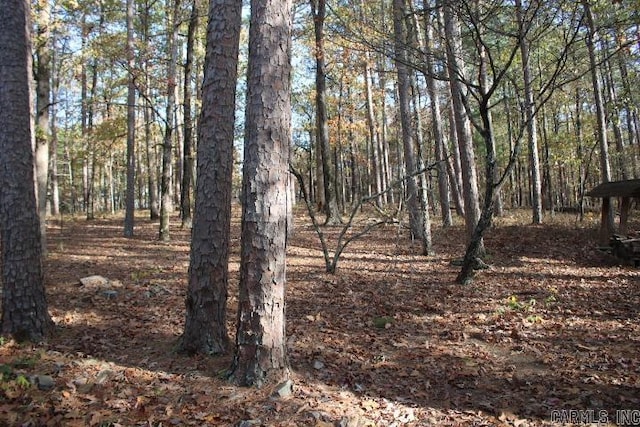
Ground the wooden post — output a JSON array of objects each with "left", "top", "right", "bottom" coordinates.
[
  {"left": 600, "top": 197, "right": 612, "bottom": 245},
  {"left": 619, "top": 196, "right": 631, "bottom": 236}
]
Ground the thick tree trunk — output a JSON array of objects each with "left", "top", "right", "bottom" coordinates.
[
  {"left": 229, "top": 0, "right": 292, "bottom": 387},
  {"left": 179, "top": 0, "right": 241, "bottom": 356},
  {"left": 0, "top": 0, "right": 53, "bottom": 342},
  {"left": 124, "top": 0, "right": 136, "bottom": 237}
]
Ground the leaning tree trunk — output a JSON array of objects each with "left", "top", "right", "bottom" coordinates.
[
  {"left": 179, "top": 0, "right": 241, "bottom": 356},
  {"left": 229, "top": 0, "right": 292, "bottom": 387},
  {"left": 0, "top": 0, "right": 54, "bottom": 342}
]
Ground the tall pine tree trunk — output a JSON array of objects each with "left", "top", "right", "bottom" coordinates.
[
  {"left": 142, "top": 0, "right": 160, "bottom": 220},
  {"left": 423, "top": 6, "right": 452, "bottom": 227},
  {"left": 50, "top": 48, "right": 60, "bottom": 217},
  {"left": 180, "top": 0, "right": 241, "bottom": 356},
  {"left": 311, "top": 0, "right": 341, "bottom": 224},
  {"left": 0, "top": 0, "right": 53, "bottom": 342},
  {"left": 393, "top": 0, "right": 431, "bottom": 255},
  {"left": 229, "top": 0, "right": 292, "bottom": 387},
  {"left": 443, "top": 4, "right": 482, "bottom": 250},
  {"left": 124, "top": 0, "right": 136, "bottom": 237},
  {"left": 364, "top": 55, "right": 383, "bottom": 207},
  {"left": 35, "top": 0, "right": 51, "bottom": 254},
  {"left": 180, "top": 0, "right": 198, "bottom": 229},
  {"left": 583, "top": 0, "right": 613, "bottom": 243},
  {"left": 516, "top": 0, "right": 542, "bottom": 224},
  {"left": 159, "top": 0, "right": 180, "bottom": 241}
]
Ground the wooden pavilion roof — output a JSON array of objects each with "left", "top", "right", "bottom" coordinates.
[{"left": 586, "top": 179, "right": 640, "bottom": 198}]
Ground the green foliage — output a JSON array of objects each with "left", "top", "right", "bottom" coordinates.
[
  {"left": 507, "top": 295, "right": 536, "bottom": 311},
  {"left": 0, "top": 364, "right": 12, "bottom": 382},
  {"left": 14, "top": 375, "right": 30, "bottom": 388},
  {"left": 0, "top": 363, "right": 32, "bottom": 391},
  {"left": 496, "top": 295, "right": 538, "bottom": 316},
  {"left": 11, "top": 355, "right": 40, "bottom": 369},
  {"left": 372, "top": 316, "right": 393, "bottom": 329}
]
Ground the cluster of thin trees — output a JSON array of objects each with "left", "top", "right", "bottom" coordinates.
[
  {"left": 1, "top": 0, "right": 639, "bottom": 386},
  {"left": 19, "top": 0, "right": 640, "bottom": 237},
  {"left": 295, "top": 0, "right": 638, "bottom": 280}
]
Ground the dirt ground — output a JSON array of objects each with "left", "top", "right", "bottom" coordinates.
[{"left": 1, "top": 207, "right": 639, "bottom": 426}]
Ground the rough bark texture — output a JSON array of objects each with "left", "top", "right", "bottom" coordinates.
[
  {"left": 229, "top": 0, "right": 292, "bottom": 387},
  {"left": 124, "top": 0, "right": 136, "bottom": 237},
  {"left": 179, "top": 0, "right": 241, "bottom": 356},
  {"left": 0, "top": 0, "right": 53, "bottom": 342}
]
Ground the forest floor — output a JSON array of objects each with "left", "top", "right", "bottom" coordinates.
[{"left": 1, "top": 206, "right": 639, "bottom": 426}]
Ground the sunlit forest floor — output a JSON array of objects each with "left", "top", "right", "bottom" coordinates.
[{"left": 1, "top": 206, "right": 639, "bottom": 426}]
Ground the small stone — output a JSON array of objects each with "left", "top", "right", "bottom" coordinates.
[
  {"left": 73, "top": 376, "right": 89, "bottom": 386},
  {"left": 96, "top": 369, "right": 114, "bottom": 384},
  {"left": 79, "top": 275, "right": 109, "bottom": 287},
  {"left": 36, "top": 375, "right": 55, "bottom": 391},
  {"left": 313, "top": 360, "right": 325, "bottom": 370},
  {"left": 272, "top": 379, "right": 293, "bottom": 398},
  {"left": 102, "top": 290, "right": 118, "bottom": 299},
  {"left": 237, "top": 420, "right": 261, "bottom": 427},
  {"left": 337, "top": 416, "right": 362, "bottom": 427}
]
